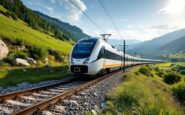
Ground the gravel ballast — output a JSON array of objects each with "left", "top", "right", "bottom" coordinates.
[
  {"left": 0, "top": 69, "right": 127, "bottom": 114},
  {"left": 0, "top": 77, "right": 73, "bottom": 95},
  {"left": 44, "top": 71, "right": 125, "bottom": 114}
]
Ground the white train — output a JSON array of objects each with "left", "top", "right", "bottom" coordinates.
[{"left": 69, "top": 37, "right": 162, "bottom": 75}]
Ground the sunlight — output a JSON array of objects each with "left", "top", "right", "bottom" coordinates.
[{"left": 163, "top": 0, "right": 185, "bottom": 16}]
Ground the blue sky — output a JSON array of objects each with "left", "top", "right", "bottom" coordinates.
[{"left": 22, "top": 0, "right": 185, "bottom": 41}]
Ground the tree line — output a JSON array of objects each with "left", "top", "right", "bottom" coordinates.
[{"left": 0, "top": 0, "right": 69, "bottom": 40}]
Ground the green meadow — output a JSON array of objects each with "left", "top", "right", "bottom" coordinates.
[
  {"left": 104, "top": 63, "right": 185, "bottom": 115},
  {"left": 0, "top": 6, "right": 72, "bottom": 55},
  {"left": 0, "top": 5, "right": 73, "bottom": 87}
]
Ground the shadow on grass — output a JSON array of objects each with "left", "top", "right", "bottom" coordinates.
[{"left": 0, "top": 65, "right": 71, "bottom": 88}]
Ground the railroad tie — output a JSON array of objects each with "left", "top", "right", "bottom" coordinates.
[{"left": 5, "top": 100, "right": 32, "bottom": 107}]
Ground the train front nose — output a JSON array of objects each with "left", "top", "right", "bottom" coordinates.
[
  {"left": 70, "top": 65, "right": 88, "bottom": 74},
  {"left": 69, "top": 38, "right": 97, "bottom": 75},
  {"left": 70, "top": 58, "right": 88, "bottom": 74}
]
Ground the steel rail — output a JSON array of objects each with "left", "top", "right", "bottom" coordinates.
[
  {"left": 0, "top": 77, "right": 76, "bottom": 101},
  {"left": 13, "top": 70, "right": 122, "bottom": 115}
]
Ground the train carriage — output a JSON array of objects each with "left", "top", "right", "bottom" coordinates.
[{"left": 69, "top": 37, "right": 162, "bottom": 75}]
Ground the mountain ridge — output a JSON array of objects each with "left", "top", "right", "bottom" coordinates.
[
  {"left": 128, "top": 28, "right": 185, "bottom": 58},
  {"left": 35, "top": 11, "right": 89, "bottom": 41}
]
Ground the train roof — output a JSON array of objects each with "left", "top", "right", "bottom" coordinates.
[{"left": 78, "top": 37, "right": 164, "bottom": 62}]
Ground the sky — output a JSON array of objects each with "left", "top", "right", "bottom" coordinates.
[{"left": 22, "top": 0, "right": 185, "bottom": 41}]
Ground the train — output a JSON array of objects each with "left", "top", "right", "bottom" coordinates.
[{"left": 69, "top": 37, "right": 162, "bottom": 75}]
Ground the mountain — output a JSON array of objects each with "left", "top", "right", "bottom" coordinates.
[
  {"left": 108, "top": 39, "right": 141, "bottom": 45},
  {"left": 107, "top": 39, "right": 141, "bottom": 50},
  {"left": 160, "top": 35, "right": 185, "bottom": 53},
  {"left": 127, "top": 28, "right": 185, "bottom": 58},
  {"left": 35, "top": 11, "right": 89, "bottom": 41},
  {"left": 0, "top": 0, "right": 88, "bottom": 41}
]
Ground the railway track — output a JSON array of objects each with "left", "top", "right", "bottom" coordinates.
[
  {"left": 0, "top": 69, "right": 124, "bottom": 115},
  {"left": 0, "top": 77, "right": 82, "bottom": 114}
]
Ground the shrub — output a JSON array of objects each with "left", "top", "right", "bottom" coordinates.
[
  {"left": 163, "top": 72, "right": 181, "bottom": 84},
  {"left": 135, "top": 72, "right": 139, "bottom": 75},
  {"left": 171, "top": 65, "right": 185, "bottom": 72},
  {"left": 48, "top": 49, "right": 63, "bottom": 62},
  {"left": 4, "top": 51, "right": 28, "bottom": 64},
  {"left": 180, "top": 70, "right": 185, "bottom": 75},
  {"left": 139, "top": 66, "right": 152, "bottom": 77},
  {"left": 170, "top": 64, "right": 175, "bottom": 67},
  {"left": 123, "top": 74, "right": 128, "bottom": 78},
  {"left": 154, "top": 67, "right": 160, "bottom": 72},
  {"left": 14, "top": 39, "right": 25, "bottom": 46},
  {"left": 4, "top": 54, "right": 14, "bottom": 64},
  {"left": 146, "top": 64, "right": 152, "bottom": 70},
  {"left": 172, "top": 82, "right": 185, "bottom": 105},
  {"left": 156, "top": 71, "right": 164, "bottom": 77},
  {"left": 4, "top": 11, "right": 17, "bottom": 20},
  {"left": 0, "top": 61, "right": 4, "bottom": 66},
  {"left": 13, "top": 50, "right": 27, "bottom": 59},
  {"left": 29, "top": 46, "right": 48, "bottom": 60}
]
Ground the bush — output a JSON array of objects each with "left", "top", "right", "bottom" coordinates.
[
  {"left": 4, "top": 54, "right": 14, "bottom": 64},
  {"left": 135, "top": 72, "right": 139, "bottom": 75},
  {"left": 14, "top": 39, "right": 25, "bottom": 46},
  {"left": 139, "top": 66, "right": 152, "bottom": 77},
  {"left": 171, "top": 65, "right": 185, "bottom": 72},
  {"left": 123, "top": 74, "right": 128, "bottom": 78},
  {"left": 156, "top": 71, "right": 164, "bottom": 77},
  {"left": 29, "top": 46, "right": 48, "bottom": 60},
  {"left": 0, "top": 61, "right": 9, "bottom": 66},
  {"left": 172, "top": 82, "right": 185, "bottom": 105},
  {"left": 170, "top": 64, "right": 175, "bottom": 67},
  {"left": 13, "top": 50, "right": 27, "bottom": 59},
  {"left": 163, "top": 72, "right": 181, "bottom": 84},
  {"left": 48, "top": 49, "right": 63, "bottom": 62},
  {"left": 180, "top": 70, "right": 185, "bottom": 75},
  {"left": 154, "top": 67, "right": 160, "bottom": 72},
  {"left": 4, "top": 51, "right": 27, "bottom": 64},
  {"left": 4, "top": 11, "right": 17, "bottom": 20},
  {"left": 0, "top": 61, "right": 4, "bottom": 66}
]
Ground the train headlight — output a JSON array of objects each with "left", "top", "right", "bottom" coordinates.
[
  {"left": 83, "top": 58, "right": 89, "bottom": 64},
  {"left": 71, "top": 58, "right": 74, "bottom": 64}
]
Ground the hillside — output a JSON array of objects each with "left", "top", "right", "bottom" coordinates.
[
  {"left": 35, "top": 11, "right": 89, "bottom": 41},
  {"left": 0, "top": 6, "right": 72, "bottom": 54},
  {"left": 0, "top": 0, "right": 74, "bottom": 41},
  {"left": 0, "top": 5, "right": 74, "bottom": 87},
  {"left": 160, "top": 35, "right": 185, "bottom": 53},
  {"left": 128, "top": 28, "right": 185, "bottom": 58}
]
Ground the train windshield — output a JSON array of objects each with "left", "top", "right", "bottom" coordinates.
[{"left": 72, "top": 39, "right": 97, "bottom": 58}]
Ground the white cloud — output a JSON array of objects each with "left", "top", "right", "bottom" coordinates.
[
  {"left": 92, "top": 20, "right": 185, "bottom": 41},
  {"left": 158, "top": 0, "right": 185, "bottom": 18},
  {"left": 46, "top": 7, "right": 54, "bottom": 13},
  {"left": 63, "top": 0, "right": 87, "bottom": 22}
]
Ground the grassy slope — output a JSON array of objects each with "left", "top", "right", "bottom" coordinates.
[
  {"left": 0, "top": 6, "right": 73, "bottom": 87},
  {"left": 0, "top": 6, "right": 72, "bottom": 55},
  {"left": 105, "top": 64, "right": 184, "bottom": 115},
  {"left": 0, "top": 66, "right": 70, "bottom": 87},
  {"left": 0, "top": 5, "right": 7, "bottom": 12}
]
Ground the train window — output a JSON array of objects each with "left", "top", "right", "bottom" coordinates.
[
  {"left": 72, "top": 39, "right": 97, "bottom": 58},
  {"left": 97, "top": 47, "right": 105, "bottom": 59}
]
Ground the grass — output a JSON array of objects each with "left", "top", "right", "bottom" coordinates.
[
  {"left": 0, "top": 5, "right": 72, "bottom": 55},
  {"left": 169, "top": 54, "right": 185, "bottom": 59},
  {"left": 0, "top": 65, "right": 71, "bottom": 87},
  {"left": 0, "top": 5, "right": 7, "bottom": 12},
  {"left": 104, "top": 65, "right": 184, "bottom": 115},
  {"left": 0, "top": 6, "right": 73, "bottom": 87}
]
